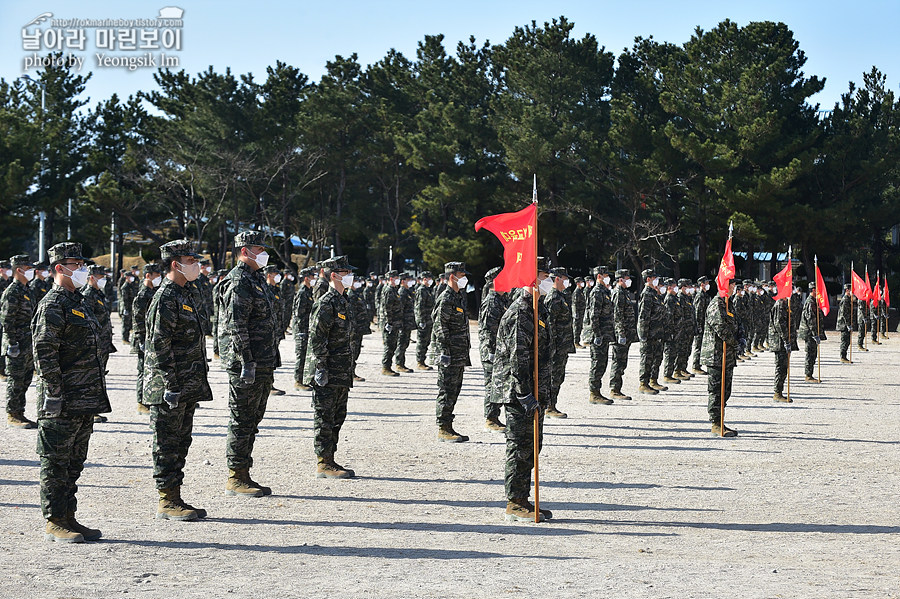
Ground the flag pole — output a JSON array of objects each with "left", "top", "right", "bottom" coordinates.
[
  {"left": 816, "top": 255, "right": 821, "bottom": 382},
  {"left": 721, "top": 221, "right": 732, "bottom": 437},
  {"left": 876, "top": 270, "right": 881, "bottom": 342},
  {"left": 864, "top": 266, "right": 868, "bottom": 350},
  {"left": 849, "top": 262, "right": 853, "bottom": 364},
  {"left": 786, "top": 245, "right": 792, "bottom": 402},
  {"left": 531, "top": 174, "right": 540, "bottom": 523}
]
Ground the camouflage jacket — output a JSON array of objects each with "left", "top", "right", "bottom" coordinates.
[
  {"left": 268, "top": 282, "right": 285, "bottom": 340},
  {"left": 790, "top": 293, "right": 802, "bottom": 332},
  {"left": 303, "top": 287, "right": 354, "bottom": 388},
  {"left": 693, "top": 290, "right": 711, "bottom": 335},
  {"left": 637, "top": 285, "right": 666, "bottom": 342},
  {"left": 195, "top": 273, "right": 214, "bottom": 324},
  {"left": 478, "top": 289, "right": 507, "bottom": 363},
  {"left": 292, "top": 284, "right": 313, "bottom": 335},
  {"left": 432, "top": 287, "right": 471, "bottom": 366},
  {"left": 491, "top": 292, "right": 553, "bottom": 404},
  {"left": 663, "top": 292, "right": 681, "bottom": 341},
  {"left": 700, "top": 295, "right": 738, "bottom": 368},
  {"left": 571, "top": 285, "right": 586, "bottom": 324},
  {"left": 32, "top": 284, "right": 111, "bottom": 415},
  {"left": 143, "top": 278, "right": 212, "bottom": 404},
  {"left": 678, "top": 291, "right": 695, "bottom": 336},
  {"left": 218, "top": 261, "right": 281, "bottom": 370},
  {"left": 379, "top": 285, "right": 402, "bottom": 330},
  {"left": 399, "top": 285, "right": 416, "bottom": 330},
  {"left": 118, "top": 277, "right": 138, "bottom": 315},
  {"left": 585, "top": 284, "right": 614, "bottom": 345},
  {"left": 836, "top": 294, "right": 852, "bottom": 331},
  {"left": 856, "top": 296, "right": 870, "bottom": 325},
  {"left": 27, "top": 277, "right": 49, "bottom": 304},
  {"left": 364, "top": 283, "right": 377, "bottom": 319},
  {"left": 312, "top": 277, "right": 329, "bottom": 303},
  {"left": 544, "top": 288, "right": 575, "bottom": 356},
  {"left": 734, "top": 292, "right": 754, "bottom": 334},
  {"left": 1, "top": 279, "right": 36, "bottom": 353},
  {"left": 611, "top": 285, "right": 638, "bottom": 344},
  {"left": 798, "top": 293, "right": 825, "bottom": 340},
  {"left": 347, "top": 286, "right": 370, "bottom": 336},
  {"left": 768, "top": 298, "right": 797, "bottom": 349},
  {"left": 80, "top": 285, "right": 114, "bottom": 355},
  {"left": 130, "top": 283, "right": 157, "bottom": 354},
  {"left": 414, "top": 284, "right": 435, "bottom": 328}
]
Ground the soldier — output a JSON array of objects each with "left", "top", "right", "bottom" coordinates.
[
  {"left": 571, "top": 277, "right": 586, "bottom": 349},
  {"left": 790, "top": 285, "right": 803, "bottom": 340},
  {"left": 193, "top": 258, "right": 214, "bottom": 337},
  {"left": 212, "top": 268, "right": 229, "bottom": 359},
  {"left": 691, "top": 276, "right": 711, "bottom": 374},
  {"left": 701, "top": 276, "right": 738, "bottom": 437},
  {"left": 732, "top": 281, "right": 754, "bottom": 360},
  {"left": 347, "top": 274, "right": 370, "bottom": 382},
  {"left": 585, "top": 266, "right": 615, "bottom": 404},
  {"left": 769, "top": 292, "right": 796, "bottom": 403},
  {"left": 28, "top": 262, "right": 50, "bottom": 304},
  {"left": 491, "top": 256, "right": 554, "bottom": 522},
  {"left": 432, "top": 262, "right": 472, "bottom": 442},
  {"left": 394, "top": 273, "right": 416, "bottom": 373},
  {"left": 118, "top": 265, "right": 139, "bottom": 343},
  {"left": 836, "top": 284, "right": 853, "bottom": 363},
  {"left": 218, "top": 231, "right": 280, "bottom": 498},
  {"left": 143, "top": 240, "right": 212, "bottom": 521},
  {"left": 871, "top": 294, "right": 882, "bottom": 345},
  {"left": 675, "top": 279, "right": 695, "bottom": 379},
  {"left": 661, "top": 278, "right": 684, "bottom": 384},
  {"left": 0, "top": 260, "right": 10, "bottom": 380},
  {"left": 33, "top": 242, "right": 110, "bottom": 542},
  {"left": 544, "top": 267, "right": 574, "bottom": 418},
  {"left": 2, "top": 255, "right": 37, "bottom": 428},
  {"left": 479, "top": 267, "right": 506, "bottom": 431},
  {"left": 434, "top": 273, "right": 448, "bottom": 299},
  {"left": 379, "top": 270, "right": 402, "bottom": 377},
  {"left": 414, "top": 272, "right": 436, "bottom": 371},
  {"left": 264, "top": 265, "right": 287, "bottom": 397},
  {"left": 280, "top": 266, "right": 297, "bottom": 336},
  {"left": 364, "top": 273, "right": 378, "bottom": 323},
  {"left": 638, "top": 269, "right": 668, "bottom": 393},
  {"left": 312, "top": 265, "right": 329, "bottom": 302},
  {"left": 857, "top": 288, "right": 870, "bottom": 351},
  {"left": 293, "top": 267, "right": 314, "bottom": 390},
  {"left": 303, "top": 255, "right": 357, "bottom": 478},
  {"left": 609, "top": 268, "right": 637, "bottom": 401},
  {"left": 81, "top": 265, "right": 115, "bottom": 371},
  {"left": 132, "top": 263, "right": 162, "bottom": 415},
  {"left": 798, "top": 282, "right": 825, "bottom": 382}
]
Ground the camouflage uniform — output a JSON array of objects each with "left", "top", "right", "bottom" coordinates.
[
  {"left": 857, "top": 296, "right": 870, "bottom": 349},
  {"left": 692, "top": 277, "right": 711, "bottom": 371},
  {"left": 756, "top": 286, "right": 773, "bottom": 350},
  {"left": 379, "top": 272, "right": 402, "bottom": 372},
  {"left": 571, "top": 280, "right": 586, "bottom": 347},
  {"left": 28, "top": 267, "right": 51, "bottom": 304},
  {"left": 675, "top": 281, "right": 695, "bottom": 375},
  {"left": 478, "top": 268, "right": 505, "bottom": 422},
  {"left": 701, "top": 294, "right": 737, "bottom": 426},
  {"left": 131, "top": 264, "right": 161, "bottom": 407},
  {"left": 836, "top": 287, "right": 852, "bottom": 360},
  {"left": 292, "top": 271, "right": 314, "bottom": 385},
  {"left": 432, "top": 262, "right": 472, "bottom": 430},
  {"left": 80, "top": 266, "right": 115, "bottom": 368},
  {"left": 211, "top": 269, "right": 228, "bottom": 356},
  {"left": 637, "top": 272, "right": 666, "bottom": 386},
  {"left": 347, "top": 277, "right": 370, "bottom": 376},
  {"left": 394, "top": 276, "right": 416, "bottom": 369},
  {"left": 798, "top": 286, "right": 825, "bottom": 378},
  {"left": 190, "top": 267, "right": 213, "bottom": 336},
  {"left": 218, "top": 232, "right": 280, "bottom": 472},
  {"left": 279, "top": 272, "right": 297, "bottom": 335},
  {"left": 662, "top": 281, "right": 681, "bottom": 379},
  {"left": 1, "top": 256, "right": 36, "bottom": 419},
  {"left": 585, "top": 268, "right": 614, "bottom": 395},
  {"left": 0, "top": 260, "right": 10, "bottom": 376},
  {"left": 610, "top": 270, "right": 638, "bottom": 394},
  {"left": 364, "top": 275, "right": 378, "bottom": 323},
  {"left": 768, "top": 297, "right": 796, "bottom": 397},
  {"left": 33, "top": 243, "right": 111, "bottom": 523},
  {"left": 733, "top": 284, "right": 753, "bottom": 357},
  {"left": 312, "top": 274, "right": 329, "bottom": 303},
  {"left": 545, "top": 268, "right": 575, "bottom": 414},
  {"left": 118, "top": 273, "right": 138, "bottom": 342},
  {"left": 144, "top": 242, "right": 212, "bottom": 491},
  {"left": 414, "top": 274, "right": 436, "bottom": 367}
]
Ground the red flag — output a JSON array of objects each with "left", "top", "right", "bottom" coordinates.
[
  {"left": 474, "top": 204, "right": 537, "bottom": 293},
  {"left": 814, "top": 263, "right": 830, "bottom": 316},
  {"left": 851, "top": 270, "right": 868, "bottom": 301},
  {"left": 773, "top": 258, "right": 793, "bottom": 300},
  {"left": 885, "top": 277, "right": 890, "bottom": 308},
  {"left": 873, "top": 277, "right": 881, "bottom": 308},
  {"left": 716, "top": 238, "right": 735, "bottom": 297},
  {"left": 865, "top": 269, "right": 872, "bottom": 302}
]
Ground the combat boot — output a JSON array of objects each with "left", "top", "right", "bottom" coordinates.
[
  {"left": 589, "top": 392, "right": 613, "bottom": 404},
  {"left": 353, "top": 374, "right": 366, "bottom": 382},
  {"left": 93, "top": 415, "right": 108, "bottom": 423},
  {"left": 574, "top": 342, "right": 584, "bottom": 349},
  {"left": 609, "top": 389, "right": 631, "bottom": 401},
  {"left": 662, "top": 376, "right": 681, "bottom": 384},
  {"left": 677, "top": 370, "right": 693, "bottom": 379},
  {"left": 416, "top": 362, "right": 433, "bottom": 371},
  {"left": 505, "top": 497, "right": 545, "bottom": 523},
  {"left": 650, "top": 379, "right": 668, "bottom": 391},
  {"left": 316, "top": 456, "right": 353, "bottom": 479},
  {"left": 437, "top": 424, "right": 469, "bottom": 443},
  {"left": 245, "top": 471, "right": 272, "bottom": 495},
  {"left": 545, "top": 405, "right": 568, "bottom": 418},
  {"left": 805, "top": 376, "right": 820, "bottom": 383},
  {"left": 691, "top": 367, "right": 707, "bottom": 375},
  {"left": 485, "top": 417, "right": 506, "bottom": 432},
  {"left": 178, "top": 498, "right": 207, "bottom": 519},
  {"left": 840, "top": 357, "right": 852, "bottom": 364},
  {"left": 157, "top": 487, "right": 199, "bottom": 521},
  {"left": 294, "top": 381, "right": 312, "bottom": 391},
  {"left": 137, "top": 403, "right": 150, "bottom": 415},
  {"left": 7, "top": 412, "right": 36, "bottom": 429},
  {"left": 381, "top": 367, "right": 400, "bottom": 377},
  {"left": 857, "top": 345, "right": 868, "bottom": 352},
  {"left": 637, "top": 382, "right": 658, "bottom": 395},
  {"left": 773, "top": 392, "right": 792, "bottom": 403},
  {"left": 45, "top": 517, "right": 84, "bottom": 543},
  {"left": 66, "top": 512, "right": 102, "bottom": 540},
  {"left": 395, "top": 364, "right": 414, "bottom": 373},
  {"left": 269, "top": 387, "right": 286, "bottom": 396},
  {"left": 710, "top": 424, "right": 737, "bottom": 437},
  {"left": 225, "top": 468, "right": 265, "bottom": 498}
]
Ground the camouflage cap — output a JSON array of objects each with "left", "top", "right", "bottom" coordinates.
[
  {"left": 591, "top": 265, "right": 609, "bottom": 276},
  {"left": 384, "top": 269, "right": 399, "bottom": 278},
  {"left": 143, "top": 263, "right": 162, "bottom": 275},
  {"left": 399, "top": 271, "right": 413, "bottom": 280},
  {"left": 697, "top": 275, "right": 710, "bottom": 284},
  {"left": 47, "top": 242, "right": 85, "bottom": 265},
  {"left": 663, "top": 277, "right": 676, "bottom": 286},
  {"left": 199, "top": 258, "right": 211, "bottom": 266},
  {"left": 743, "top": 279, "right": 754, "bottom": 286},
  {"left": 444, "top": 261, "right": 470, "bottom": 275},
  {"left": 300, "top": 267, "right": 316, "bottom": 278},
  {"left": 550, "top": 267, "right": 569, "bottom": 279},
  {"left": 678, "top": 278, "right": 691, "bottom": 287},
  {"left": 0, "top": 259, "right": 10, "bottom": 268},
  {"left": 484, "top": 267, "right": 501, "bottom": 282},
  {"left": 320, "top": 255, "right": 357, "bottom": 272},
  {"left": 420, "top": 271, "right": 433, "bottom": 280},
  {"left": 160, "top": 239, "right": 201, "bottom": 260},
  {"left": 233, "top": 230, "right": 269, "bottom": 248},
  {"left": 216, "top": 268, "right": 228, "bottom": 276},
  {"left": 264, "top": 264, "right": 280, "bottom": 274},
  {"left": 88, "top": 265, "right": 106, "bottom": 276},
  {"left": 808, "top": 281, "right": 816, "bottom": 289},
  {"left": 574, "top": 276, "right": 584, "bottom": 283},
  {"left": 843, "top": 283, "right": 851, "bottom": 290},
  {"left": 615, "top": 268, "right": 630, "bottom": 279},
  {"left": 536, "top": 256, "right": 551, "bottom": 273},
  {"left": 641, "top": 268, "right": 656, "bottom": 280},
  {"left": 10, "top": 254, "right": 33, "bottom": 268}
]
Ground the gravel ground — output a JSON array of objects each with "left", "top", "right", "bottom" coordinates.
[{"left": 1, "top": 315, "right": 898, "bottom": 599}]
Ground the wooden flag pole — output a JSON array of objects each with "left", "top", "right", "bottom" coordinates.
[
  {"left": 850, "top": 263, "right": 854, "bottom": 364},
  {"left": 532, "top": 175, "right": 540, "bottom": 523},
  {"left": 787, "top": 293, "right": 792, "bottom": 402},
  {"left": 815, "top": 256, "right": 821, "bottom": 382},
  {"left": 720, "top": 295, "right": 727, "bottom": 437}
]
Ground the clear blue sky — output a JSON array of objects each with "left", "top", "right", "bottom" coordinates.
[{"left": 1, "top": 0, "right": 897, "bottom": 110}]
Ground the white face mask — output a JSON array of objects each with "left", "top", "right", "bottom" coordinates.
[
  {"left": 456, "top": 276, "right": 468, "bottom": 289},
  {"left": 152, "top": 276, "right": 162, "bottom": 287},
  {"left": 624, "top": 278, "right": 632, "bottom": 288},
  {"left": 41, "top": 270, "right": 49, "bottom": 278},
  {"left": 538, "top": 277, "right": 553, "bottom": 296},
  {"left": 407, "top": 280, "right": 415, "bottom": 288},
  {"left": 704, "top": 283, "right": 710, "bottom": 291},
  {"left": 353, "top": 281, "right": 362, "bottom": 289},
  {"left": 340, "top": 273, "right": 354, "bottom": 288},
  {"left": 126, "top": 275, "right": 134, "bottom": 283},
  {"left": 210, "top": 277, "right": 218, "bottom": 284},
  {"left": 652, "top": 277, "right": 660, "bottom": 287},
  {"left": 286, "top": 274, "right": 294, "bottom": 281},
  {"left": 175, "top": 261, "right": 201, "bottom": 282},
  {"left": 248, "top": 249, "right": 269, "bottom": 269},
  {"left": 602, "top": 276, "right": 610, "bottom": 286},
  {"left": 62, "top": 265, "right": 89, "bottom": 287},
  {"left": 391, "top": 278, "right": 400, "bottom": 287},
  {"left": 272, "top": 274, "right": 282, "bottom": 284},
  {"left": 563, "top": 278, "right": 571, "bottom": 289},
  {"left": 22, "top": 268, "right": 35, "bottom": 282},
  {"left": 366, "top": 281, "right": 373, "bottom": 287},
  {"left": 97, "top": 277, "right": 107, "bottom": 290}
]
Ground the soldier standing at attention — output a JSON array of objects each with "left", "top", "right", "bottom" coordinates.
[
  {"left": 118, "top": 266, "right": 139, "bottom": 344},
  {"left": 674, "top": 279, "right": 696, "bottom": 379},
  {"left": 195, "top": 258, "right": 214, "bottom": 337},
  {"left": 218, "top": 231, "right": 280, "bottom": 498},
  {"left": 479, "top": 267, "right": 506, "bottom": 431},
  {"left": 81, "top": 265, "right": 116, "bottom": 370},
  {"left": 798, "top": 281, "right": 824, "bottom": 382},
  {"left": 701, "top": 276, "right": 738, "bottom": 437},
  {"left": 2, "top": 255, "right": 37, "bottom": 428},
  {"left": 492, "top": 256, "right": 554, "bottom": 523},
  {"left": 292, "top": 268, "right": 314, "bottom": 390},
  {"left": 280, "top": 267, "right": 297, "bottom": 337},
  {"left": 691, "top": 276, "right": 711, "bottom": 374},
  {"left": 27, "top": 262, "right": 50, "bottom": 304},
  {"left": 544, "top": 267, "right": 574, "bottom": 418},
  {"left": 312, "top": 265, "right": 329, "bottom": 303},
  {"left": 347, "top": 274, "right": 369, "bottom": 382},
  {"left": 769, "top": 292, "right": 795, "bottom": 403},
  {"left": 571, "top": 277, "right": 586, "bottom": 349},
  {"left": 303, "top": 256, "right": 357, "bottom": 479},
  {"left": 379, "top": 270, "right": 402, "bottom": 377},
  {"left": 364, "top": 272, "right": 378, "bottom": 323},
  {"left": 661, "top": 278, "right": 683, "bottom": 385},
  {"left": 638, "top": 269, "right": 668, "bottom": 394},
  {"left": 143, "top": 240, "right": 212, "bottom": 521},
  {"left": 857, "top": 287, "right": 870, "bottom": 352},
  {"left": 394, "top": 273, "right": 416, "bottom": 373},
  {"left": 585, "top": 266, "right": 615, "bottom": 404},
  {"left": 212, "top": 268, "right": 228, "bottom": 358},
  {"left": 33, "top": 242, "right": 110, "bottom": 542},
  {"left": 0, "top": 260, "right": 10, "bottom": 379},
  {"left": 414, "top": 272, "right": 436, "bottom": 371},
  {"left": 264, "top": 265, "right": 287, "bottom": 397},
  {"left": 837, "top": 284, "right": 853, "bottom": 363},
  {"left": 608, "top": 269, "right": 636, "bottom": 401},
  {"left": 132, "top": 263, "right": 162, "bottom": 415},
  {"left": 433, "top": 262, "right": 472, "bottom": 443}
]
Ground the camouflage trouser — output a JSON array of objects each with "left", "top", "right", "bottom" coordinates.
[
  {"left": 0, "top": 322, "right": 5, "bottom": 375},
  {"left": 135, "top": 348, "right": 146, "bottom": 405},
  {"left": 294, "top": 331, "right": 309, "bottom": 383},
  {"left": 382, "top": 328, "right": 399, "bottom": 369},
  {"left": 394, "top": 328, "right": 411, "bottom": 367},
  {"left": 706, "top": 363, "right": 733, "bottom": 424},
  {"left": 416, "top": 324, "right": 432, "bottom": 365},
  {"left": 435, "top": 364, "right": 465, "bottom": 426},
  {"left": 121, "top": 312, "right": 132, "bottom": 343},
  {"left": 651, "top": 339, "right": 664, "bottom": 380},
  {"left": 199, "top": 311, "right": 212, "bottom": 337},
  {"left": 212, "top": 313, "right": 220, "bottom": 356},
  {"left": 609, "top": 342, "right": 629, "bottom": 392},
  {"left": 573, "top": 312, "right": 584, "bottom": 346},
  {"left": 881, "top": 316, "right": 888, "bottom": 334},
  {"left": 226, "top": 366, "right": 274, "bottom": 470},
  {"left": 663, "top": 336, "right": 678, "bottom": 377},
  {"left": 5, "top": 350, "right": 34, "bottom": 415},
  {"left": 589, "top": 340, "right": 609, "bottom": 393},
  {"left": 872, "top": 321, "right": 879, "bottom": 341},
  {"left": 756, "top": 318, "right": 769, "bottom": 348},
  {"left": 692, "top": 332, "right": 704, "bottom": 370},
  {"left": 639, "top": 339, "right": 663, "bottom": 384},
  {"left": 504, "top": 401, "right": 544, "bottom": 501},
  {"left": 312, "top": 384, "right": 349, "bottom": 457},
  {"left": 483, "top": 362, "right": 500, "bottom": 420},
  {"left": 675, "top": 333, "right": 692, "bottom": 373},
  {"left": 805, "top": 338, "right": 818, "bottom": 377},
  {"left": 774, "top": 350, "right": 788, "bottom": 394},
  {"left": 549, "top": 351, "right": 570, "bottom": 409},
  {"left": 840, "top": 329, "right": 851, "bottom": 359},
  {"left": 351, "top": 331, "right": 364, "bottom": 373},
  {"left": 858, "top": 324, "right": 867, "bottom": 348},
  {"left": 150, "top": 400, "right": 198, "bottom": 489},
  {"left": 37, "top": 414, "right": 94, "bottom": 518}
]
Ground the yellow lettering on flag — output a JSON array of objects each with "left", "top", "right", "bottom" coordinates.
[
  {"left": 71, "top": 309, "right": 85, "bottom": 318},
  {"left": 182, "top": 304, "right": 193, "bottom": 312},
  {"left": 516, "top": 252, "right": 522, "bottom": 263}
]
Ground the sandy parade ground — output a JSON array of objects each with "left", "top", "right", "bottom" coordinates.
[{"left": 1, "top": 313, "right": 898, "bottom": 599}]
